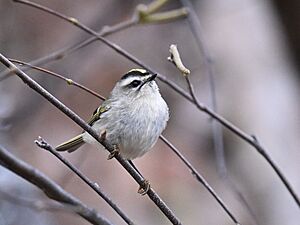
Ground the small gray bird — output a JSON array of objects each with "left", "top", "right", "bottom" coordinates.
[{"left": 56, "top": 69, "right": 169, "bottom": 160}]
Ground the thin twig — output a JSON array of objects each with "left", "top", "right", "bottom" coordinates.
[
  {"left": 0, "top": 14, "right": 138, "bottom": 82},
  {"left": 160, "top": 135, "right": 240, "bottom": 225},
  {"left": 179, "top": 0, "right": 227, "bottom": 179},
  {"left": 187, "top": 73, "right": 300, "bottom": 207},
  {"left": 11, "top": 0, "right": 300, "bottom": 208},
  {"left": 0, "top": 144, "right": 112, "bottom": 225},
  {"left": 0, "top": 53, "right": 182, "bottom": 225},
  {"left": 9, "top": 0, "right": 191, "bottom": 104},
  {"left": 11, "top": 58, "right": 240, "bottom": 222},
  {"left": 0, "top": 1, "right": 187, "bottom": 81},
  {"left": 176, "top": 2, "right": 260, "bottom": 222},
  {"left": 0, "top": 190, "right": 80, "bottom": 213},
  {"left": 60, "top": 149, "right": 90, "bottom": 188},
  {"left": 35, "top": 137, "right": 134, "bottom": 225},
  {"left": 8, "top": 59, "right": 105, "bottom": 100}
]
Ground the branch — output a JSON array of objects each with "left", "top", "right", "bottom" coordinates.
[
  {"left": 0, "top": 190, "right": 79, "bottom": 213},
  {"left": 160, "top": 135, "right": 240, "bottom": 225},
  {"left": 35, "top": 137, "right": 134, "bottom": 225},
  {"left": 10, "top": 0, "right": 300, "bottom": 209},
  {"left": 177, "top": 2, "right": 260, "bottom": 223},
  {"left": 0, "top": 8, "right": 138, "bottom": 82},
  {"left": 8, "top": 59, "right": 105, "bottom": 100},
  {"left": 0, "top": 144, "right": 112, "bottom": 225},
  {"left": 179, "top": 0, "right": 226, "bottom": 178},
  {"left": 169, "top": 43, "right": 300, "bottom": 208},
  {"left": 0, "top": 53, "right": 182, "bottom": 225},
  {"left": 8, "top": 57, "right": 240, "bottom": 223},
  {"left": 1, "top": 0, "right": 187, "bottom": 80},
  {"left": 9, "top": 0, "right": 191, "bottom": 105}
]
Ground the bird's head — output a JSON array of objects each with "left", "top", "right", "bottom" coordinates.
[{"left": 111, "top": 69, "right": 159, "bottom": 100}]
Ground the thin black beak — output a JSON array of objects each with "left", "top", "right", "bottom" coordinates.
[
  {"left": 147, "top": 74, "right": 157, "bottom": 82},
  {"left": 138, "top": 74, "right": 157, "bottom": 91}
]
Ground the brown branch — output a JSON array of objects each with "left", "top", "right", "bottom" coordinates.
[
  {"left": 8, "top": 57, "right": 240, "bottom": 223},
  {"left": 0, "top": 190, "right": 79, "bottom": 213},
  {"left": 35, "top": 137, "right": 134, "bottom": 225},
  {"left": 10, "top": 0, "right": 300, "bottom": 209},
  {"left": 0, "top": 144, "right": 112, "bottom": 225},
  {"left": 184, "top": 63, "right": 300, "bottom": 209},
  {"left": 160, "top": 135, "right": 240, "bottom": 225},
  {"left": 0, "top": 0, "right": 186, "bottom": 81},
  {"left": 177, "top": 2, "right": 260, "bottom": 223},
  {"left": 8, "top": 59, "right": 105, "bottom": 100},
  {"left": 179, "top": 0, "right": 226, "bottom": 177},
  {"left": 9, "top": 0, "right": 191, "bottom": 104},
  {"left": 0, "top": 12, "right": 138, "bottom": 82},
  {"left": 0, "top": 53, "right": 182, "bottom": 225}
]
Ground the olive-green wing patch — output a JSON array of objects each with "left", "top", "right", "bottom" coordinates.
[{"left": 87, "top": 105, "right": 110, "bottom": 126}]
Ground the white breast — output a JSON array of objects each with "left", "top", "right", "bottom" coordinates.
[
  {"left": 119, "top": 94, "right": 169, "bottom": 159},
  {"left": 83, "top": 87, "right": 169, "bottom": 160}
]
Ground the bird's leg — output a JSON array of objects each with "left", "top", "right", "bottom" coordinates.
[
  {"left": 100, "top": 130, "right": 119, "bottom": 160},
  {"left": 128, "top": 160, "right": 151, "bottom": 195},
  {"left": 99, "top": 130, "right": 107, "bottom": 142},
  {"left": 107, "top": 144, "right": 120, "bottom": 160}
]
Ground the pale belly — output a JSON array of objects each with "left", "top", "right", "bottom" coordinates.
[{"left": 83, "top": 97, "right": 169, "bottom": 160}]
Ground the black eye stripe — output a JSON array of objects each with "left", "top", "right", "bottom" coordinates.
[{"left": 129, "top": 80, "right": 142, "bottom": 88}]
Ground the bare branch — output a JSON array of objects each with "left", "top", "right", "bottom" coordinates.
[
  {"left": 35, "top": 137, "right": 134, "bottom": 225},
  {"left": 0, "top": 190, "right": 79, "bottom": 213},
  {"left": 0, "top": 53, "right": 182, "bottom": 225},
  {"left": 10, "top": 0, "right": 300, "bottom": 209},
  {"left": 9, "top": 0, "right": 191, "bottom": 105},
  {"left": 160, "top": 135, "right": 240, "bottom": 224},
  {"left": 0, "top": 11, "right": 138, "bottom": 82},
  {"left": 0, "top": 144, "right": 112, "bottom": 225},
  {"left": 177, "top": 1, "right": 261, "bottom": 223},
  {"left": 8, "top": 59, "right": 105, "bottom": 100},
  {"left": 8, "top": 57, "right": 240, "bottom": 223},
  {"left": 179, "top": 0, "right": 226, "bottom": 179}
]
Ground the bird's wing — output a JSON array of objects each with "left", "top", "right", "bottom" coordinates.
[
  {"left": 55, "top": 102, "right": 111, "bottom": 153},
  {"left": 87, "top": 103, "right": 111, "bottom": 126},
  {"left": 56, "top": 134, "right": 84, "bottom": 152}
]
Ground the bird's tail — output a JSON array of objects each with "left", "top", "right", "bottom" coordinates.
[{"left": 56, "top": 134, "right": 84, "bottom": 153}]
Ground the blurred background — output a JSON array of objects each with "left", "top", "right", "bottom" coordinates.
[{"left": 0, "top": 0, "right": 299, "bottom": 224}]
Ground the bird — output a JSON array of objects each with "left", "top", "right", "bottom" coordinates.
[{"left": 56, "top": 69, "right": 169, "bottom": 160}]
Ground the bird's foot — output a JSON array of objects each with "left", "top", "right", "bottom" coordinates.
[
  {"left": 138, "top": 180, "right": 150, "bottom": 195},
  {"left": 107, "top": 145, "right": 119, "bottom": 160}
]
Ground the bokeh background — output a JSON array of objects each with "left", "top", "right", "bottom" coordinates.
[{"left": 0, "top": 0, "right": 299, "bottom": 225}]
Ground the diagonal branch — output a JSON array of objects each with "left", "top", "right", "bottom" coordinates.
[
  {"left": 0, "top": 189, "right": 80, "bottom": 213},
  {"left": 159, "top": 135, "right": 240, "bottom": 224},
  {"left": 35, "top": 137, "right": 134, "bottom": 225},
  {"left": 11, "top": 0, "right": 300, "bottom": 209},
  {"left": 8, "top": 59, "right": 105, "bottom": 100},
  {"left": 0, "top": 144, "right": 112, "bottom": 225},
  {"left": 0, "top": 53, "right": 182, "bottom": 225},
  {"left": 6, "top": 58, "right": 240, "bottom": 223},
  {"left": 185, "top": 74, "right": 300, "bottom": 208},
  {"left": 177, "top": 1, "right": 259, "bottom": 223},
  {"left": 178, "top": 0, "right": 226, "bottom": 177},
  {"left": 0, "top": 10, "right": 138, "bottom": 82}
]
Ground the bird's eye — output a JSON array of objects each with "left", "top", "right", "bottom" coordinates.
[{"left": 129, "top": 80, "right": 141, "bottom": 88}]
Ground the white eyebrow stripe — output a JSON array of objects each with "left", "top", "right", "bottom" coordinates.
[{"left": 128, "top": 68, "right": 147, "bottom": 74}]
